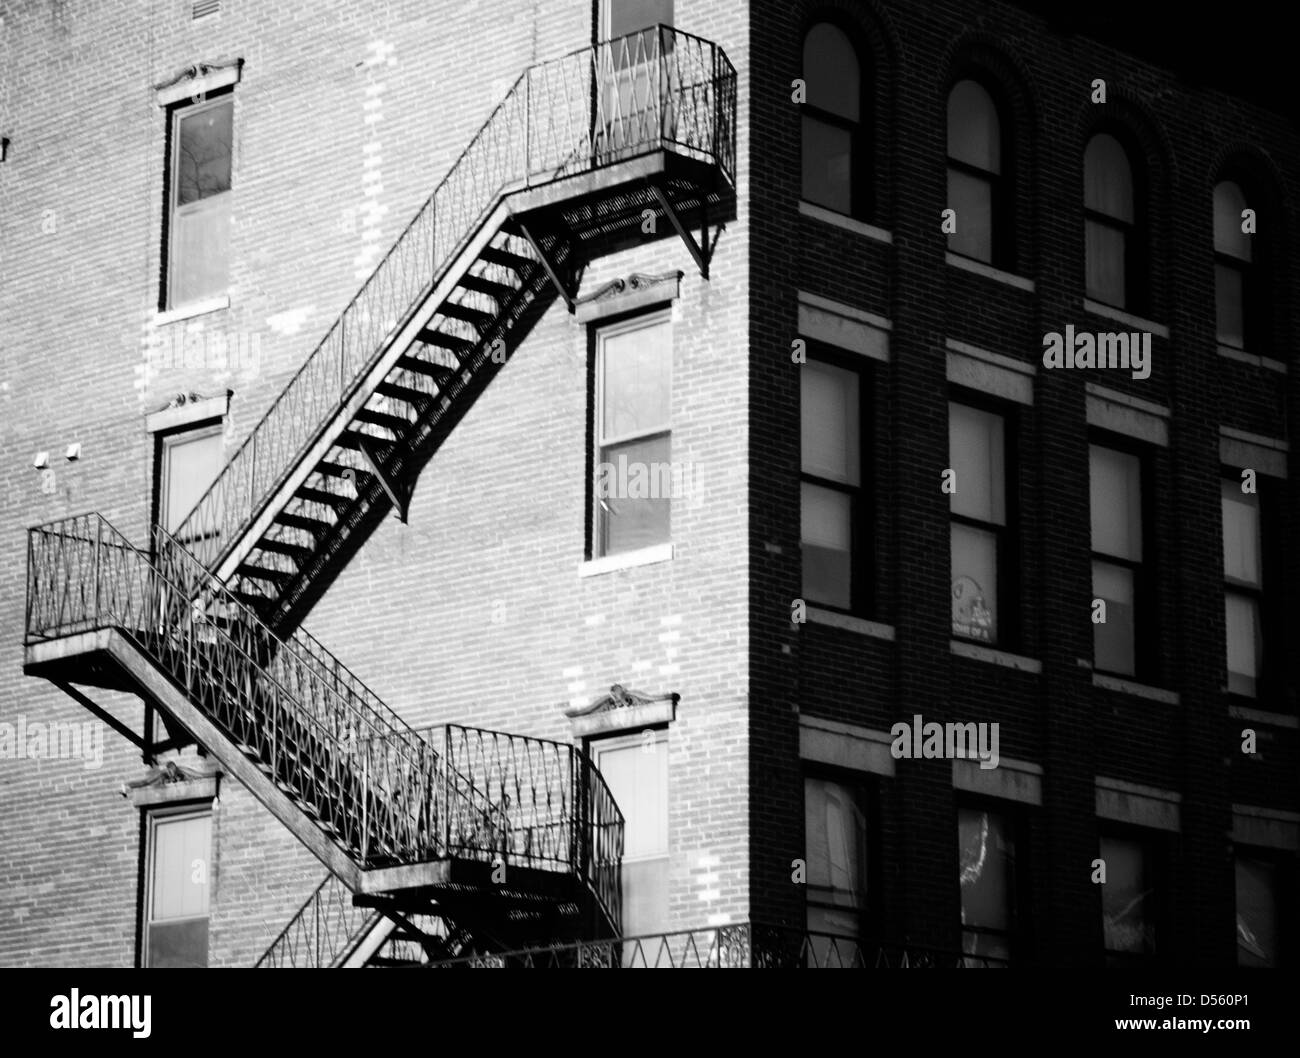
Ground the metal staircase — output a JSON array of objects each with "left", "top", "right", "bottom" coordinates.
[
  {"left": 176, "top": 26, "right": 737, "bottom": 635},
  {"left": 22, "top": 26, "right": 735, "bottom": 967}
]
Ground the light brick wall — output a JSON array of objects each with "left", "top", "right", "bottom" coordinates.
[{"left": 0, "top": 0, "right": 749, "bottom": 965}]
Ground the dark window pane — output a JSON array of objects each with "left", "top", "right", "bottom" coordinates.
[
  {"left": 1090, "top": 445, "right": 1142, "bottom": 562},
  {"left": 176, "top": 101, "right": 232, "bottom": 206},
  {"left": 952, "top": 523, "right": 997, "bottom": 643},
  {"left": 802, "top": 24, "right": 860, "bottom": 121},
  {"left": 1216, "top": 262, "right": 1245, "bottom": 348},
  {"left": 947, "top": 168, "right": 994, "bottom": 262},
  {"left": 1093, "top": 560, "right": 1135, "bottom": 676},
  {"left": 949, "top": 403, "right": 1005, "bottom": 525},
  {"left": 802, "top": 115, "right": 852, "bottom": 215},
  {"left": 147, "top": 918, "right": 209, "bottom": 968},
  {"left": 1086, "top": 218, "right": 1127, "bottom": 307},
  {"left": 1236, "top": 857, "right": 1279, "bottom": 967},
  {"left": 1214, "top": 181, "right": 1252, "bottom": 261},
  {"left": 1084, "top": 134, "right": 1134, "bottom": 222},
  {"left": 947, "top": 80, "right": 1000, "bottom": 173},
  {"left": 1225, "top": 593, "right": 1261, "bottom": 696},
  {"left": 1101, "top": 835, "right": 1156, "bottom": 958},
  {"left": 958, "top": 808, "right": 1014, "bottom": 931},
  {"left": 802, "top": 483, "right": 851, "bottom": 609}
]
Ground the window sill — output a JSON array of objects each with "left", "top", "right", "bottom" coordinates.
[
  {"left": 806, "top": 607, "right": 895, "bottom": 640},
  {"left": 1082, "top": 299, "right": 1170, "bottom": 339},
  {"left": 1216, "top": 344, "right": 1287, "bottom": 374},
  {"left": 798, "top": 201, "right": 892, "bottom": 244},
  {"left": 155, "top": 294, "right": 230, "bottom": 326},
  {"left": 949, "top": 640, "right": 1041, "bottom": 673},
  {"left": 1227, "top": 703, "right": 1299, "bottom": 730},
  {"left": 944, "top": 253, "right": 1035, "bottom": 292},
  {"left": 1092, "top": 672, "right": 1179, "bottom": 704},
  {"left": 578, "top": 542, "right": 673, "bottom": 578}
]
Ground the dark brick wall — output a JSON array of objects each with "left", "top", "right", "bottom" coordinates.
[{"left": 749, "top": 0, "right": 1299, "bottom": 967}]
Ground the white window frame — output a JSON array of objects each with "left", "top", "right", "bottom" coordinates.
[
  {"left": 141, "top": 804, "right": 212, "bottom": 968},
  {"left": 591, "top": 729, "right": 670, "bottom": 940},
  {"left": 167, "top": 94, "right": 233, "bottom": 311},
  {"left": 593, "top": 310, "right": 673, "bottom": 559},
  {"left": 156, "top": 418, "right": 225, "bottom": 542}
]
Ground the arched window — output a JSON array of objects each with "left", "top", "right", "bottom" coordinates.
[
  {"left": 947, "top": 79, "right": 1005, "bottom": 266},
  {"left": 1214, "top": 180, "right": 1254, "bottom": 350},
  {"left": 1084, "top": 133, "right": 1139, "bottom": 310},
  {"left": 801, "top": 23, "right": 866, "bottom": 218}
]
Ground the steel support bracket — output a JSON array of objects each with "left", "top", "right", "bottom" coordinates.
[
  {"left": 650, "top": 182, "right": 720, "bottom": 279},
  {"left": 514, "top": 219, "right": 575, "bottom": 313}
]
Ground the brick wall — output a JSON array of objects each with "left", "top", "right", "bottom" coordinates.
[
  {"left": 0, "top": 0, "right": 749, "bottom": 965},
  {"left": 748, "top": 0, "right": 1298, "bottom": 966}
]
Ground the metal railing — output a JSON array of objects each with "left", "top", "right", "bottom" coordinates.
[
  {"left": 24, "top": 514, "right": 482, "bottom": 868},
  {"left": 428, "top": 922, "right": 1013, "bottom": 968},
  {"left": 254, "top": 873, "right": 377, "bottom": 968},
  {"left": 175, "top": 26, "right": 737, "bottom": 568},
  {"left": 436, "top": 724, "right": 624, "bottom": 932}
]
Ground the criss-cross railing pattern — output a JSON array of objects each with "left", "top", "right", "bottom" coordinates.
[
  {"left": 253, "top": 873, "right": 377, "bottom": 969},
  {"left": 428, "top": 923, "right": 1012, "bottom": 968},
  {"left": 176, "top": 26, "right": 736, "bottom": 571},
  {"left": 440, "top": 725, "right": 624, "bottom": 929},
  {"left": 24, "top": 514, "right": 503, "bottom": 868}
]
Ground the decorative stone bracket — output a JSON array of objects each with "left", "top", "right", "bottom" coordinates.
[
  {"left": 564, "top": 683, "right": 679, "bottom": 737},
  {"left": 123, "top": 759, "right": 221, "bottom": 808}
]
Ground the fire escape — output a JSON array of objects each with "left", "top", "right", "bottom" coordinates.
[{"left": 22, "top": 28, "right": 737, "bottom": 967}]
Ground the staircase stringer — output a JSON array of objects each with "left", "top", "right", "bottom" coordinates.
[
  {"left": 102, "top": 629, "right": 363, "bottom": 890},
  {"left": 211, "top": 197, "right": 516, "bottom": 588}
]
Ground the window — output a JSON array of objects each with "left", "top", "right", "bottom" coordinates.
[
  {"left": 596, "top": 0, "right": 674, "bottom": 156},
  {"left": 1100, "top": 832, "right": 1159, "bottom": 965},
  {"left": 957, "top": 805, "right": 1018, "bottom": 965},
  {"left": 1084, "top": 133, "right": 1139, "bottom": 310},
  {"left": 1222, "top": 479, "right": 1263, "bottom": 696},
  {"left": 1090, "top": 443, "right": 1147, "bottom": 678},
  {"left": 947, "top": 79, "right": 1005, "bottom": 266},
  {"left": 157, "top": 421, "right": 225, "bottom": 542},
  {"left": 142, "top": 807, "right": 211, "bottom": 967},
  {"left": 598, "top": 0, "right": 672, "bottom": 42},
  {"left": 167, "top": 95, "right": 233, "bottom": 309},
  {"left": 949, "top": 400, "right": 1013, "bottom": 646},
  {"left": 1214, "top": 180, "right": 1254, "bottom": 350},
  {"left": 593, "top": 313, "right": 672, "bottom": 557},
  {"left": 592, "top": 732, "right": 669, "bottom": 951},
  {"left": 801, "top": 22, "right": 866, "bottom": 218},
  {"left": 801, "top": 355, "right": 868, "bottom": 613},
  {"left": 1236, "top": 853, "right": 1282, "bottom": 967},
  {"left": 804, "top": 775, "right": 867, "bottom": 965}
]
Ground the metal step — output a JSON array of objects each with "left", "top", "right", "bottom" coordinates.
[
  {"left": 238, "top": 563, "right": 293, "bottom": 585},
  {"left": 275, "top": 511, "right": 333, "bottom": 536},
  {"left": 480, "top": 244, "right": 533, "bottom": 274},
  {"left": 439, "top": 301, "right": 495, "bottom": 333},
  {"left": 397, "top": 355, "right": 456, "bottom": 381},
  {"left": 355, "top": 407, "right": 411, "bottom": 434},
  {"left": 458, "top": 273, "right": 515, "bottom": 302},
  {"left": 376, "top": 381, "right": 432, "bottom": 406},
  {"left": 257, "top": 538, "right": 312, "bottom": 562},
  {"left": 416, "top": 329, "right": 473, "bottom": 360},
  {"left": 296, "top": 485, "right": 353, "bottom": 510}
]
